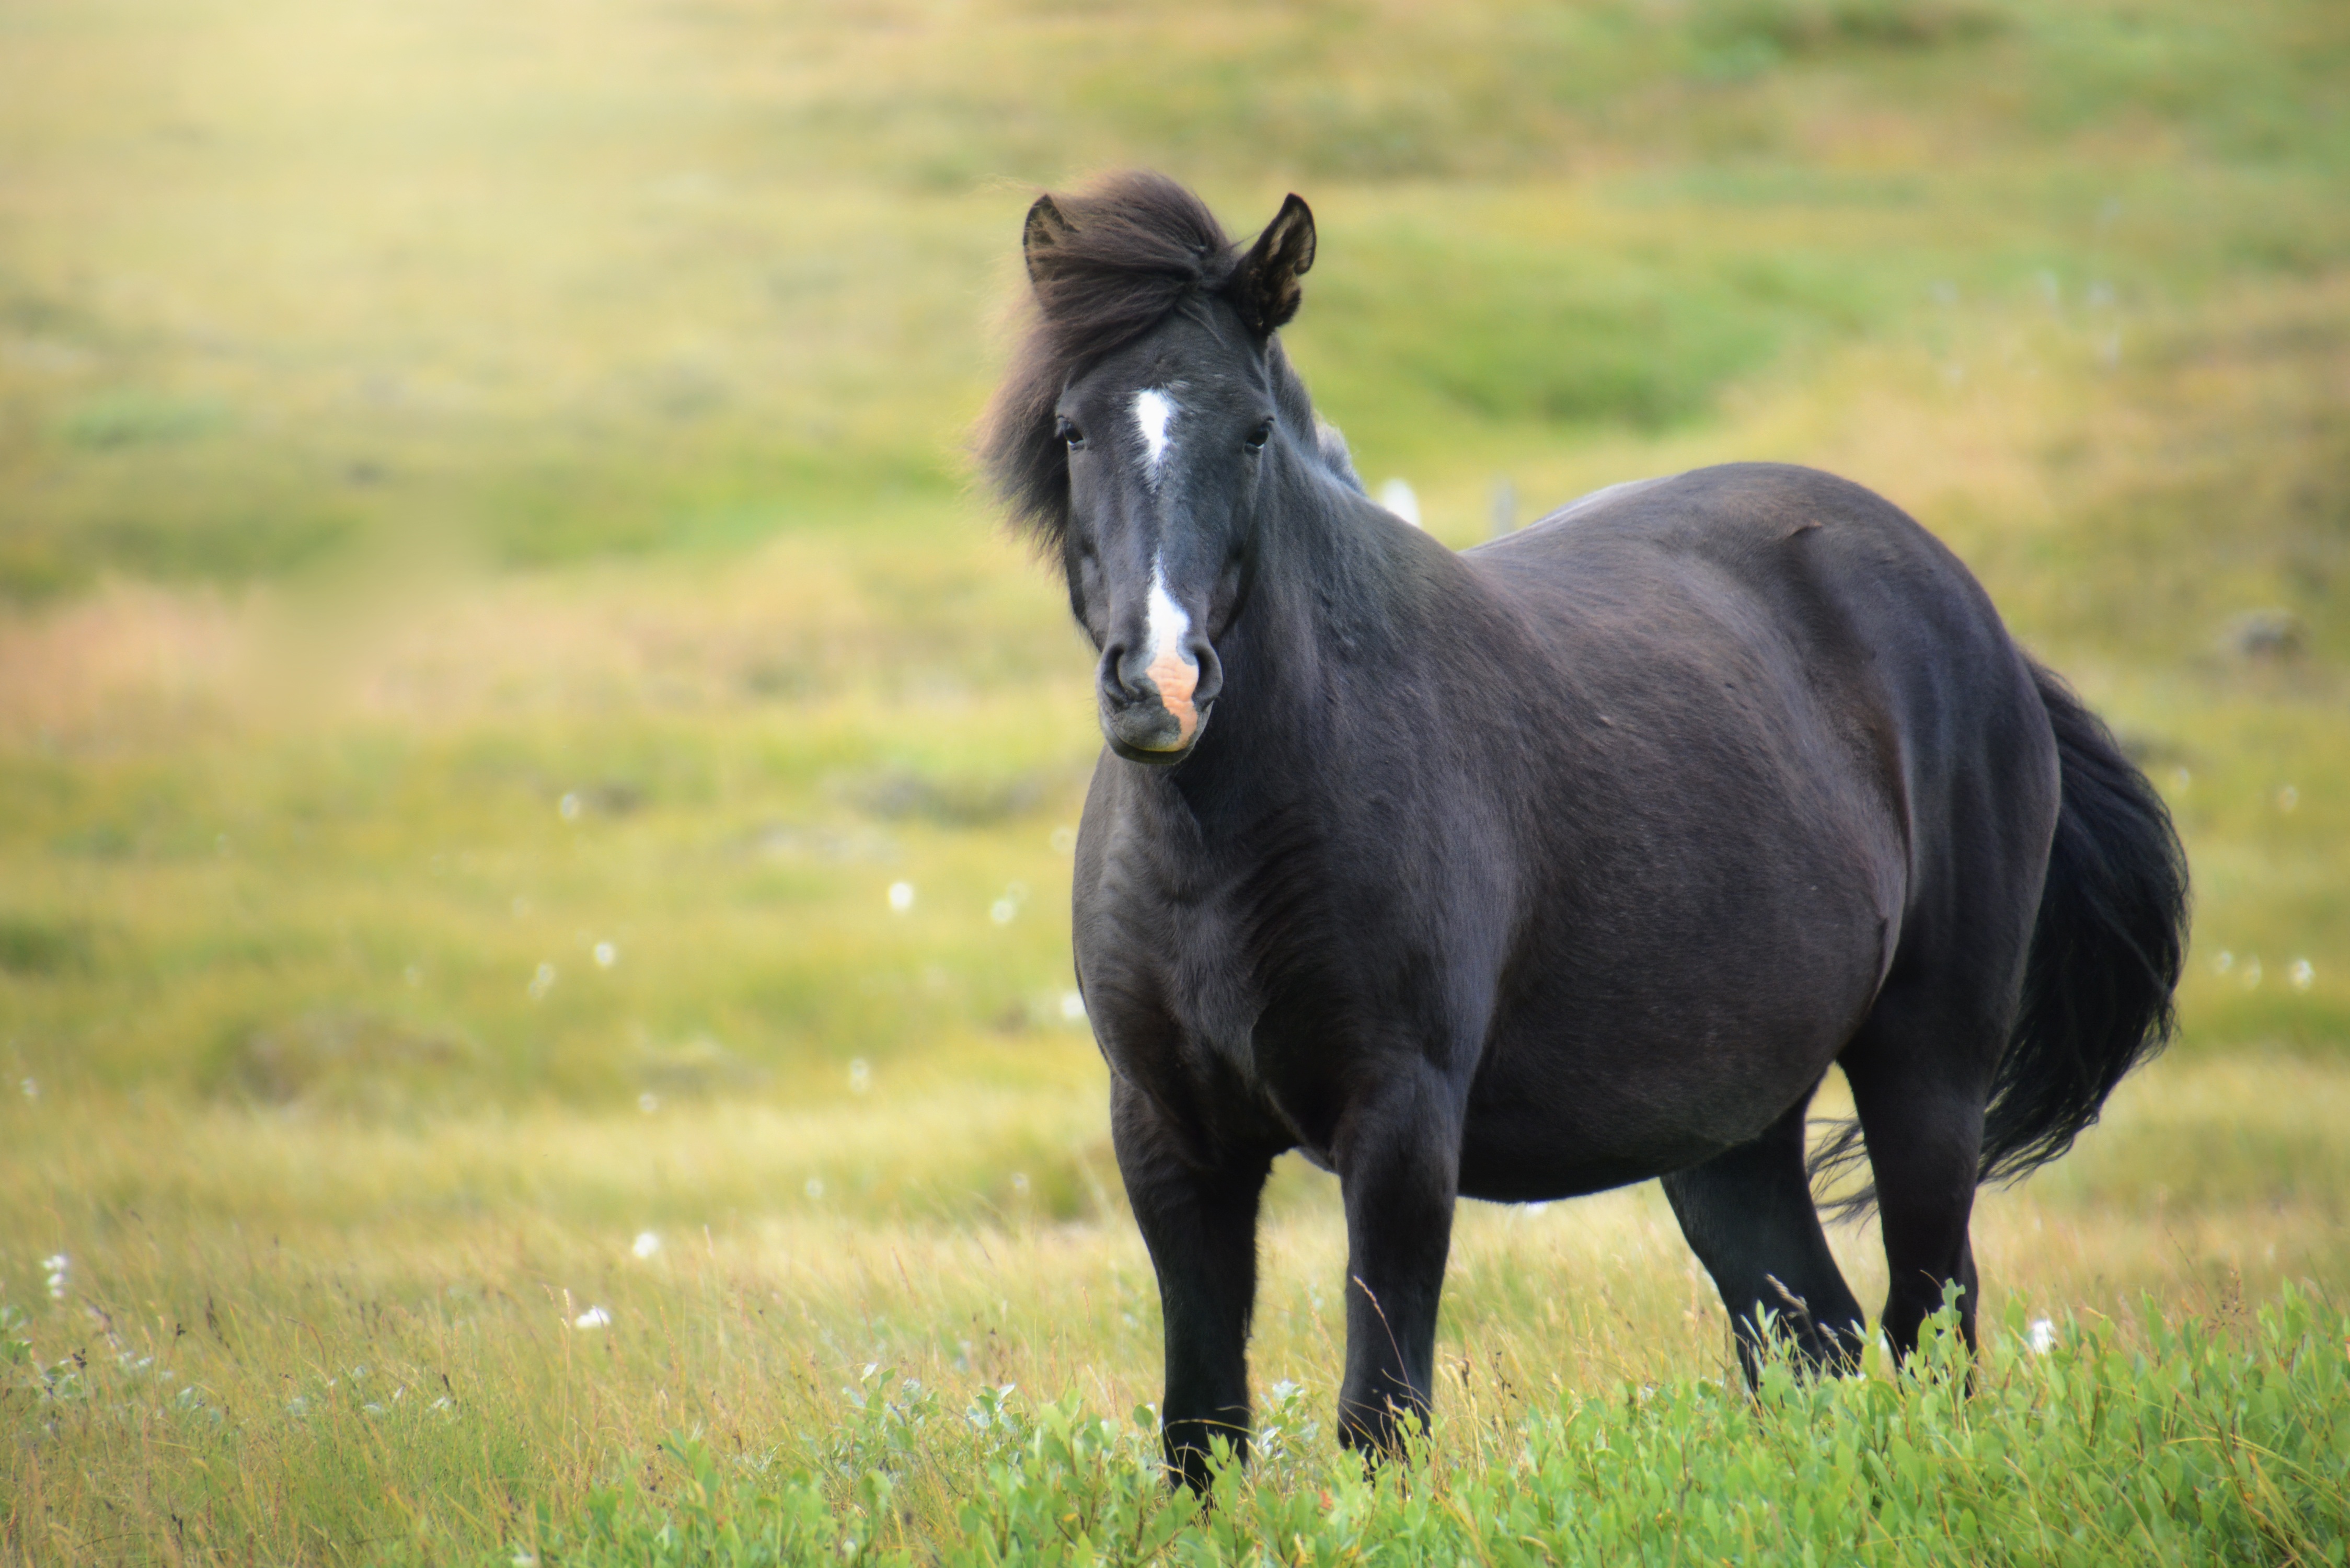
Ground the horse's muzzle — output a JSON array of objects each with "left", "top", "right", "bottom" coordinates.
[{"left": 1098, "top": 643, "right": 1218, "bottom": 765}]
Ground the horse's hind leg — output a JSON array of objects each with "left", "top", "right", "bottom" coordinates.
[
  {"left": 1663, "top": 1081, "right": 1866, "bottom": 1381},
  {"left": 1839, "top": 983, "right": 1996, "bottom": 1359}
]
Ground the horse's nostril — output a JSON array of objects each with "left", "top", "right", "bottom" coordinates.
[
  {"left": 1186, "top": 643, "right": 1222, "bottom": 704},
  {"left": 1096, "top": 645, "right": 1134, "bottom": 700}
]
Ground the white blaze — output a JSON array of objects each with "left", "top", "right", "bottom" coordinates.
[
  {"left": 1145, "top": 554, "right": 1192, "bottom": 671},
  {"left": 1132, "top": 388, "right": 1176, "bottom": 482}
]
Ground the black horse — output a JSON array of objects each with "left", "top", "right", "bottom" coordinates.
[{"left": 979, "top": 172, "right": 2187, "bottom": 1490}]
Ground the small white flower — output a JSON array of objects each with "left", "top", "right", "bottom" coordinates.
[
  {"left": 990, "top": 898, "right": 1017, "bottom": 926},
  {"left": 887, "top": 881, "right": 915, "bottom": 914},
  {"left": 43, "top": 1254, "right": 67, "bottom": 1300},
  {"left": 559, "top": 792, "right": 582, "bottom": 821},
  {"left": 804, "top": 1177, "right": 825, "bottom": 1200},
  {"left": 1059, "top": 990, "right": 1087, "bottom": 1023},
  {"left": 573, "top": 1306, "right": 611, "bottom": 1330},
  {"left": 1050, "top": 826, "right": 1076, "bottom": 853},
  {"left": 528, "top": 962, "right": 556, "bottom": 1000},
  {"left": 848, "top": 1058, "right": 871, "bottom": 1094},
  {"left": 19, "top": 1078, "right": 34, "bottom": 1100},
  {"left": 637, "top": 1092, "right": 659, "bottom": 1114},
  {"left": 363, "top": 1401, "right": 386, "bottom": 1415},
  {"left": 2214, "top": 950, "right": 2234, "bottom": 974},
  {"left": 2290, "top": 959, "right": 2314, "bottom": 992},
  {"left": 632, "top": 1231, "right": 661, "bottom": 1259},
  {"left": 593, "top": 941, "right": 617, "bottom": 969},
  {"left": 1010, "top": 1172, "right": 1030, "bottom": 1195},
  {"left": 2028, "top": 1318, "right": 2056, "bottom": 1355}
]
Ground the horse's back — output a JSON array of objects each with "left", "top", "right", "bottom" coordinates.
[
  {"left": 1476, "top": 464, "right": 1998, "bottom": 660},
  {"left": 1468, "top": 463, "right": 2047, "bottom": 803}
]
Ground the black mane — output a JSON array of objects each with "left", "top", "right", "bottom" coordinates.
[{"left": 977, "top": 172, "right": 1241, "bottom": 551}]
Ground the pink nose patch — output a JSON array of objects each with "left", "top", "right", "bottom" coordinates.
[{"left": 1145, "top": 649, "right": 1199, "bottom": 747}]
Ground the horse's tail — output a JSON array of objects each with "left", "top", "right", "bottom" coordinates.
[
  {"left": 1980, "top": 663, "right": 2189, "bottom": 1183},
  {"left": 1814, "top": 661, "right": 2188, "bottom": 1214}
]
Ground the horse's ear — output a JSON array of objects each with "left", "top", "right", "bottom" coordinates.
[
  {"left": 1023, "top": 195, "right": 1075, "bottom": 288},
  {"left": 1228, "top": 194, "right": 1316, "bottom": 336}
]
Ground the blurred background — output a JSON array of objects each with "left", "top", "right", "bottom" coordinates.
[
  {"left": 1, "top": 0, "right": 2345, "bottom": 1554},
  {"left": 4, "top": 0, "right": 2342, "bottom": 1117}
]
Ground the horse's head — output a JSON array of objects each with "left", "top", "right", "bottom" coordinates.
[{"left": 980, "top": 175, "right": 1319, "bottom": 766}]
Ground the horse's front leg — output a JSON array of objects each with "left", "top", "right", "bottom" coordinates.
[
  {"left": 1333, "top": 1067, "right": 1461, "bottom": 1459},
  {"left": 1111, "top": 1073, "right": 1273, "bottom": 1492}
]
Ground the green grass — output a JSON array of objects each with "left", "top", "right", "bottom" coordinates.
[
  {"left": 524, "top": 1296, "right": 2350, "bottom": 1566},
  {"left": 4, "top": 0, "right": 2349, "bottom": 1560}
]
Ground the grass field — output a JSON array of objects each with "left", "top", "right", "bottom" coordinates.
[{"left": 4, "top": 0, "right": 2349, "bottom": 1561}]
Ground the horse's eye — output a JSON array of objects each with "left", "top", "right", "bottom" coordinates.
[
  {"left": 1057, "top": 417, "right": 1085, "bottom": 450},
  {"left": 1244, "top": 419, "right": 1273, "bottom": 453}
]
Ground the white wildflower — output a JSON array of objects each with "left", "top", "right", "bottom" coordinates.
[
  {"left": 573, "top": 1306, "right": 611, "bottom": 1330},
  {"left": 632, "top": 1231, "right": 661, "bottom": 1259},
  {"left": 2028, "top": 1318, "right": 2056, "bottom": 1355},
  {"left": 887, "top": 881, "right": 915, "bottom": 914}
]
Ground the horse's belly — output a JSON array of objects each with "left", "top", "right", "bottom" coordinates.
[
  {"left": 1455, "top": 1089, "right": 1740, "bottom": 1202},
  {"left": 1456, "top": 967, "right": 1872, "bottom": 1200}
]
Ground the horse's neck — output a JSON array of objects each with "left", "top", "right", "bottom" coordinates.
[{"left": 1163, "top": 471, "right": 1456, "bottom": 828}]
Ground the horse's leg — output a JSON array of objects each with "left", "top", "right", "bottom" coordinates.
[
  {"left": 1661, "top": 1081, "right": 1866, "bottom": 1381},
  {"left": 1840, "top": 988, "right": 1994, "bottom": 1360},
  {"left": 1333, "top": 1069, "right": 1460, "bottom": 1459},
  {"left": 1111, "top": 1074, "right": 1272, "bottom": 1491}
]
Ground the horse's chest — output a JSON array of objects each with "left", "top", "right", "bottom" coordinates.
[{"left": 1080, "top": 875, "right": 1291, "bottom": 1083}]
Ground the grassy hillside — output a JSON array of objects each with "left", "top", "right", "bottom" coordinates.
[{"left": 3, "top": 0, "right": 2347, "bottom": 1561}]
